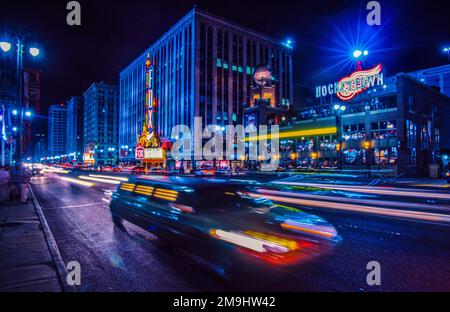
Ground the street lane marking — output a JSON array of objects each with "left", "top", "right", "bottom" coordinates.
[{"left": 44, "top": 203, "right": 108, "bottom": 210}]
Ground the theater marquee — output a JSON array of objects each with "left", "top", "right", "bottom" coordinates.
[{"left": 315, "top": 64, "right": 383, "bottom": 101}]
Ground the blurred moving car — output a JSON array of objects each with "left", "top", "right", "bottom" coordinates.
[
  {"left": 131, "top": 166, "right": 148, "bottom": 175},
  {"left": 110, "top": 177, "right": 339, "bottom": 277},
  {"left": 195, "top": 167, "right": 216, "bottom": 176}
]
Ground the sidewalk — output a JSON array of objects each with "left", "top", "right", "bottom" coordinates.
[{"left": 0, "top": 186, "right": 69, "bottom": 291}]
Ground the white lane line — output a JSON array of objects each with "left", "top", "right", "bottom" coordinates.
[{"left": 44, "top": 203, "right": 107, "bottom": 210}]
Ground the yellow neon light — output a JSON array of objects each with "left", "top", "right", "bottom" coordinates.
[
  {"left": 155, "top": 188, "right": 178, "bottom": 194},
  {"left": 153, "top": 194, "right": 177, "bottom": 201},
  {"left": 135, "top": 185, "right": 154, "bottom": 190},
  {"left": 245, "top": 127, "right": 337, "bottom": 141},
  {"left": 134, "top": 190, "right": 153, "bottom": 196},
  {"left": 120, "top": 183, "right": 135, "bottom": 191}
]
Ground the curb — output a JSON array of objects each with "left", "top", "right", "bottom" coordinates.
[{"left": 28, "top": 184, "right": 77, "bottom": 292}]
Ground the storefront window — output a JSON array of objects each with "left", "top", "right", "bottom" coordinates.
[
  {"left": 343, "top": 148, "right": 365, "bottom": 165},
  {"left": 373, "top": 147, "right": 398, "bottom": 165}
]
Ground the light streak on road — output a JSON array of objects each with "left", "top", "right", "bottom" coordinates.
[
  {"left": 79, "top": 175, "right": 121, "bottom": 185},
  {"left": 247, "top": 193, "right": 450, "bottom": 224},
  {"left": 89, "top": 174, "right": 129, "bottom": 182},
  {"left": 272, "top": 181, "right": 450, "bottom": 200},
  {"left": 256, "top": 188, "right": 450, "bottom": 212},
  {"left": 42, "top": 167, "right": 69, "bottom": 174},
  {"left": 60, "top": 176, "right": 95, "bottom": 187}
]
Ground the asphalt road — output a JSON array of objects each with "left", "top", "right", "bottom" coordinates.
[{"left": 30, "top": 173, "right": 450, "bottom": 291}]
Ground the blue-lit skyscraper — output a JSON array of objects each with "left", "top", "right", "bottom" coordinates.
[
  {"left": 66, "top": 96, "right": 84, "bottom": 160},
  {"left": 83, "top": 82, "right": 119, "bottom": 165},
  {"left": 48, "top": 104, "right": 67, "bottom": 157},
  {"left": 119, "top": 8, "right": 294, "bottom": 160}
]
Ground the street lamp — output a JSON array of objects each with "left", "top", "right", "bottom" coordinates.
[
  {"left": 0, "top": 42, "right": 11, "bottom": 52},
  {"left": 0, "top": 36, "right": 41, "bottom": 165},
  {"left": 363, "top": 140, "right": 372, "bottom": 176},
  {"left": 334, "top": 104, "right": 346, "bottom": 170},
  {"left": 353, "top": 49, "right": 369, "bottom": 70},
  {"left": 443, "top": 46, "right": 450, "bottom": 63}
]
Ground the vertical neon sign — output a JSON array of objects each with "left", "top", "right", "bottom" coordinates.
[{"left": 145, "top": 53, "right": 155, "bottom": 137}]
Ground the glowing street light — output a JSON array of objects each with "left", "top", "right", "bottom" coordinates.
[
  {"left": 353, "top": 49, "right": 369, "bottom": 59},
  {"left": 283, "top": 38, "right": 294, "bottom": 49},
  {"left": 0, "top": 36, "right": 42, "bottom": 164},
  {"left": 29, "top": 47, "right": 40, "bottom": 57},
  {"left": 333, "top": 104, "right": 346, "bottom": 170},
  {"left": 0, "top": 41, "right": 11, "bottom": 52},
  {"left": 443, "top": 46, "right": 450, "bottom": 62},
  {"left": 334, "top": 104, "right": 346, "bottom": 111},
  {"left": 353, "top": 50, "right": 362, "bottom": 58}
]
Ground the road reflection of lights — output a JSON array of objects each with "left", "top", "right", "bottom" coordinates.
[
  {"left": 281, "top": 221, "right": 338, "bottom": 239},
  {"left": 257, "top": 188, "right": 450, "bottom": 212},
  {"left": 89, "top": 174, "right": 129, "bottom": 182},
  {"left": 60, "top": 176, "right": 95, "bottom": 187},
  {"left": 79, "top": 175, "right": 121, "bottom": 185},
  {"left": 249, "top": 193, "right": 450, "bottom": 224},
  {"left": 42, "top": 168, "right": 69, "bottom": 174},
  {"left": 209, "top": 229, "right": 290, "bottom": 254},
  {"left": 273, "top": 181, "right": 450, "bottom": 200}
]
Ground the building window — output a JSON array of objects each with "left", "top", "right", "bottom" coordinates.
[{"left": 406, "top": 119, "right": 417, "bottom": 166}]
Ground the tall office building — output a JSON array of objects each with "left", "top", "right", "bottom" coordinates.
[
  {"left": 48, "top": 104, "right": 67, "bottom": 157},
  {"left": 66, "top": 96, "right": 84, "bottom": 160},
  {"left": 83, "top": 82, "right": 119, "bottom": 165},
  {"left": 119, "top": 8, "right": 294, "bottom": 158}
]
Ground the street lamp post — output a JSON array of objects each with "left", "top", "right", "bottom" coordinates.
[
  {"left": 443, "top": 47, "right": 450, "bottom": 63},
  {"left": 0, "top": 37, "right": 40, "bottom": 165},
  {"left": 364, "top": 140, "right": 372, "bottom": 177},
  {"left": 334, "top": 104, "right": 346, "bottom": 170},
  {"left": 353, "top": 49, "right": 369, "bottom": 70}
]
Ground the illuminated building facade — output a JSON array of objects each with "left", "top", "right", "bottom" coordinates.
[
  {"left": 48, "top": 104, "right": 67, "bottom": 157},
  {"left": 282, "top": 72, "right": 450, "bottom": 176},
  {"left": 119, "top": 8, "right": 294, "bottom": 160},
  {"left": 66, "top": 96, "right": 84, "bottom": 160},
  {"left": 83, "top": 82, "right": 119, "bottom": 165}
]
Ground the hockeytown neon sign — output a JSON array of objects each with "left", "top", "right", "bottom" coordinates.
[{"left": 315, "top": 64, "right": 383, "bottom": 101}]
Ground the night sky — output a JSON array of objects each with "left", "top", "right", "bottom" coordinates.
[{"left": 1, "top": 0, "right": 450, "bottom": 117}]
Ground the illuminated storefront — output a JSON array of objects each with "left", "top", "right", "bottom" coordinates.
[{"left": 282, "top": 72, "right": 450, "bottom": 176}]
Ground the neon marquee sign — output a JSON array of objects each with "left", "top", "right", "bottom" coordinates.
[{"left": 315, "top": 64, "right": 383, "bottom": 101}]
